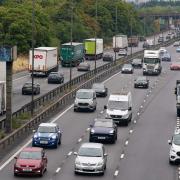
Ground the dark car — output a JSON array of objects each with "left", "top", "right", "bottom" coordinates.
[
  {"left": 103, "top": 53, "right": 113, "bottom": 62},
  {"left": 48, "top": 72, "right": 64, "bottom": 84},
  {"left": 77, "top": 62, "right": 90, "bottom": 71},
  {"left": 32, "top": 123, "right": 62, "bottom": 148},
  {"left": 161, "top": 52, "right": 171, "bottom": 61},
  {"left": 14, "top": 147, "right": 47, "bottom": 177},
  {"left": 166, "top": 35, "right": 171, "bottom": 40},
  {"left": 143, "top": 41, "right": 149, "bottom": 49},
  {"left": 121, "top": 64, "right": 133, "bottom": 74},
  {"left": 131, "top": 58, "right": 142, "bottom": 68},
  {"left": 22, "top": 82, "right": 40, "bottom": 95},
  {"left": 158, "top": 36, "right": 164, "bottom": 43},
  {"left": 134, "top": 76, "right": 149, "bottom": 88},
  {"left": 92, "top": 83, "right": 108, "bottom": 97},
  {"left": 139, "top": 36, "right": 146, "bottom": 41},
  {"left": 89, "top": 118, "right": 117, "bottom": 143}
]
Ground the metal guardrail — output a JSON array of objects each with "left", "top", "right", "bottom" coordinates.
[{"left": 0, "top": 36, "right": 178, "bottom": 152}]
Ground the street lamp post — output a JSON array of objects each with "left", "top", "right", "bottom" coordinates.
[
  {"left": 115, "top": 0, "right": 117, "bottom": 64},
  {"left": 94, "top": 0, "right": 97, "bottom": 73},
  {"left": 31, "top": 0, "right": 35, "bottom": 116},
  {"left": 130, "top": 16, "right": 132, "bottom": 57},
  {"left": 70, "top": 0, "right": 73, "bottom": 89}
]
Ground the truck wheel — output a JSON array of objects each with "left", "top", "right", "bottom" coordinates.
[{"left": 177, "top": 109, "right": 180, "bottom": 117}]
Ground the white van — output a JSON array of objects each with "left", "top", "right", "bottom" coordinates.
[
  {"left": 104, "top": 92, "right": 132, "bottom": 125},
  {"left": 74, "top": 89, "right": 97, "bottom": 112}
]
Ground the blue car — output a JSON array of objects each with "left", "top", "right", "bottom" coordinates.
[
  {"left": 32, "top": 123, "right": 62, "bottom": 148},
  {"left": 89, "top": 118, "right": 117, "bottom": 144}
]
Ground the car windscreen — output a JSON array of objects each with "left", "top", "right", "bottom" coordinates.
[
  {"left": 132, "top": 59, "right": 141, "bottom": 64},
  {"left": 19, "top": 151, "right": 41, "bottom": 160},
  {"left": 38, "top": 126, "right": 56, "bottom": 133},
  {"left": 144, "top": 58, "right": 160, "bottom": 64},
  {"left": 136, "top": 77, "right": 146, "bottom": 82},
  {"left": 78, "top": 147, "right": 102, "bottom": 157},
  {"left": 107, "top": 100, "right": 128, "bottom": 110},
  {"left": 94, "top": 121, "right": 113, "bottom": 128},
  {"left": 123, "top": 64, "right": 132, "bottom": 68},
  {"left": 173, "top": 134, "right": 180, "bottom": 145},
  {"left": 76, "top": 91, "right": 93, "bottom": 99},
  {"left": 24, "top": 83, "right": 32, "bottom": 87}
]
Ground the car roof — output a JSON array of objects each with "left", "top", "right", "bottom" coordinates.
[
  {"left": 136, "top": 76, "right": 146, "bottom": 80},
  {"left": 39, "top": 123, "right": 57, "bottom": 127},
  {"left": 92, "top": 83, "right": 104, "bottom": 86},
  {"left": 123, "top": 64, "right": 132, "bottom": 66},
  {"left": 133, "top": 58, "right": 141, "bottom": 62},
  {"left": 94, "top": 118, "right": 113, "bottom": 123},
  {"left": 22, "top": 147, "right": 42, "bottom": 152},
  {"left": 80, "top": 142, "right": 103, "bottom": 149},
  {"left": 77, "top": 89, "right": 95, "bottom": 93}
]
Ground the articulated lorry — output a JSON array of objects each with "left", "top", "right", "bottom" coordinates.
[
  {"left": 29, "top": 47, "right": 59, "bottom": 76},
  {"left": 84, "top": 38, "right": 103, "bottom": 60},
  {"left": 113, "top": 35, "right": 128, "bottom": 52},
  {"left": 60, "top": 42, "right": 84, "bottom": 67},
  {"left": 128, "top": 36, "right": 139, "bottom": 47},
  {"left": 143, "top": 50, "right": 162, "bottom": 75},
  {"left": 175, "top": 80, "right": 180, "bottom": 117}
]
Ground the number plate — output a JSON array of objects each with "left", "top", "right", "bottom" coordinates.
[
  {"left": 40, "top": 140, "right": 48, "bottom": 144},
  {"left": 98, "top": 137, "right": 106, "bottom": 140},
  {"left": 23, "top": 168, "right": 32, "bottom": 172}
]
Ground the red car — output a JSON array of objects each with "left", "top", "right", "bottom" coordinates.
[
  {"left": 170, "top": 63, "right": 180, "bottom": 70},
  {"left": 14, "top": 147, "right": 47, "bottom": 177}
]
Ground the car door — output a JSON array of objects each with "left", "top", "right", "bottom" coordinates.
[{"left": 103, "top": 146, "right": 107, "bottom": 165}]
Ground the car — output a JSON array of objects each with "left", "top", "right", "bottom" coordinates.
[
  {"left": 134, "top": 76, "right": 149, "bottom": 88},
  {"left": 143, "top": 41, "right": 150, "bottom": 49},
  {"left": 89, "top": 118, "right": 117, "bottom": 143},
  {"left": 14, "top": 147, "right": 47, "bottom": 177},
  {"left": 118, "top": 49, "right": 127, "bottom": 56},
  {"left": 74, "top": 143, "right": 107, "bottom": 175},
  {"left": 139, "top": 36, "right": 146, "bottom": 41},
  {"left": 74, "top": 89, "right": 97, "bottom": 112},
  {"left": 166, "top": 35, "right": 171, "bottom": 40},
  {"left": 47, "top": 72, "right": 64, "bottom": 84},
  {"left": 168, "top": 129, "right": 180, "bottom": 164},
  {"left": 176, "top": 47, "right": 180, "bottom": 53},
  {"left": 131, "top": 58, "right": 142, "bottom": 68},
  {"left": 77, "top": 62, "right": 90, "bottom": 71},
  {"left": 32, "top": 123, "right": 62, "bottom": 148},
  {"left": 121, "top": 64, "right": 133, "bottom": 74},
  {"left": 103, "top": 53, "right": 113, "bottom": 62},
  {"left": 173, "top": 41, "right": 180, "bottom": 47},
  {"left": 159, "top": 47, "right": 167, "bottom": 57},
  {"left": 158, "top": 36, "right": 164, "bottom": 43},
  {"left": 161, "top": 52, "right": 171, "bottom": 61},
  {"left": 170, "top": 63, "right": 180, "bottom": 70},
  {"left": 92, "top": 83, "right": 108, "bottom": 97},
  {"left": 22, "top": 82, "right": 40, "bottom": 95}
]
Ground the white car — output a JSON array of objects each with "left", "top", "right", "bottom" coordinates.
[
  {"left": 118, "top": 49, "right": 127, "bottom": 56},
  {"left": 74, "top": 143, "right": 107, "bottom": 175},
  {"left": 169, "top": 129, "right": 180, "bottom": 164}
]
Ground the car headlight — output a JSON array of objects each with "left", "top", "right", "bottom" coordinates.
[
  {"left": 89, "top": 101, "right": 93, "bottom": 105},
  {"left": 171, "top": 147, "right": 176, "bottom": 153},
  {"left": 91, "top": 129, "right": 95, "bottom": 134},
  {"left": 97, "top": 161, "right": 103, "bottom": 166},
  {"left": 105, "top": 113, "right": 111, "bottom": 119},
  {"left": 33, "top": 134, "right": 38, "bottom": 139},
  {"left": 109, "top": 130, "right": 114, "bottom": 134},
  {"left": 75, "top": 160, "right": 81, "bottom": 165},
  {"left": 74, "top": 100, "right": 78, "bottom": 105},
  {"left": 122, "top": 113, "right": 129, "bottom": 119},
  {"left": 51, "top": 135, "right": 57, "bottom": 139}
]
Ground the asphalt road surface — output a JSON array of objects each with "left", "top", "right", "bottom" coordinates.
[{"left": 0, "top": 39, "right": 179, "bottom": 180}]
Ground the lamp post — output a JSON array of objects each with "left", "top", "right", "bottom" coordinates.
[
  {"left": 94, "top": 0, "right": 97, "bottom": 73},
  {"left": 115, "top": 0, "right": 117, "bottom": 64},
  {"left": 31, "top": 0, "right": 35, "bottom": 116},
  {"left": 130, "top": 15, "right": 132, "bottom": 57},
  {"left": 70, "top": 0, "right": 73, "bottom": 89}
]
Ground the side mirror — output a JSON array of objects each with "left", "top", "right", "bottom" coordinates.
[
  {"left": 74, "top": 152, "right": 78, "bottom": 155},
  {"left": 33, "top": 130, "right": 36, "bottom": 133},
  {"left": 168, "top": 140, "right": 172, "bottom": 145},
  {"left": 104, "top": 105, "right": 107, "bottom": 110},
  {"left": 104, "top": 153, "right": 108, "bottom": 157},
  {"left": 14, "top": 156, "right": 17, "bottom": 160}
]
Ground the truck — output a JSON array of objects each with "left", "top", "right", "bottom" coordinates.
[
  {"left": 128, "top": 36, "right": 139, "bottom": 47},
  {"left": 84, "top": 38, "right": 103, "bottom": 60},
  {"left": 146, "top": 39, "right": 154, "bottom": 48},
  {"left": 0, "top": 81, "right": 6, "bottom": 115},
  {"left": 113, "top": 35, "right": 128, "bottom": 52},
  {"left": 175, "top": 80, "right": 180, "bottom": 117},
  {"left": 143, "top": 50, "right": 162, "bottom": 75},
  {"left": 60, "top": 42, "right": 84, "bottom": 67},
  {"left": 29, "top": 47, "right": 59, "bottom": 76}
]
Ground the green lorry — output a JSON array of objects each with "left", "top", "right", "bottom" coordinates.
[{"left": 60, "top": 42, "right": 84, "bottom": 67}]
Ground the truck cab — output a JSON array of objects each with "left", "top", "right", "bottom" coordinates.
[
  {"left": 143, "top": 50, "right": 162, "bottom": 75},
  {"left": 104, "top": 92, "right": 132, "bottom": 126}
]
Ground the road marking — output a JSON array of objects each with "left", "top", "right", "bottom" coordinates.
[
  {"left": 125, "top": 140, "right": 129, "bottom": 146},
  {"left": 140, "top": 105, "right": 143, "bottom": 108},
  {"left": 68, "top": 151, "right": 72, "bottom": 156},
  {"left": 114, "top": 170, "right": 119, "bottom": 176},
  {"left": 143, "top": 99, "right": 146, "bottom": 102},
  {"left": 129, "top": 129, "right": 133, "bottom": 134},
  {"left": 137, "top": 112, "right": 140, "bottom": 116},
  {"left": 55, "top": 167, "right": 61, "bottom": 173},
  {"left": 134, "top": 120, "right": 137, "bottom": 124},
  {"left": 78, "top": 138, "right": 82, "bottom": 143},
  {"left": 120, "top": 154, "right": 124, "bottom": 159}
]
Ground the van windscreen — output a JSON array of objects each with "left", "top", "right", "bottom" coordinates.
[
  {"left": 108, "top": 100, "right": 128, "bottom": 110},
  {"left": 76, "top": 91, "right": 93, "bottom": 99}
]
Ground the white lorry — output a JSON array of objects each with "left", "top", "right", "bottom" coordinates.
[
  {"left": 29, "top": 47, "right": 59, "bottom": 76},
  {"left": 0, "top": 62, "right": 6, "bottom": 115},
  {"left": 113, "top": 35, "right": 128, "bottom": 55},
  {"left": 143, "top": 50, "right": 162, "bottom": 75},
  {"left": 104, "top": 92, "right": 132, "bottom": 126}
]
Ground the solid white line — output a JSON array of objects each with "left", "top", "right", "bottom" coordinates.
[
  {"left": 0, "top": 63, "right": 124, "bottom": 170},
  {"left": 55, "top": 167, "right": 61, "bottom": 173},
  {"left": 120, "top": 154, "right": 124, "bottom": 159},
  {"left": 78, "top": 138, "right": 82, "bottom": 143},
  {"left": 68, "top": 151, "right": 72, "bottom": 156},
  {"left": 114, "top": 170, "right": 119, "bottom": 176}
]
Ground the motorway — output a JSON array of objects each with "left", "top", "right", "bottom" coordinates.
[
  {"left": 0, "top": 40, "right": 179, "bottom": 179},
  {"left": 10, "top": 32, "right": 167, "bottom": 113}
]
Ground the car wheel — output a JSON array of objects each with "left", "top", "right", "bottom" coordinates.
[
  {"left": 14, "top": 172, "right": 18, "bottom": 177},
  {"left": 39, "top": 169, "right": 44, "bottom": 177},
  {"left": 100, "top": 170, "right": 105, "bottom": 176},
  {"left": 89, "top": 137, "right": 93, "bottom": 142},
  {"left": 169, "top": 159, "right": 174, "bottom": 165},
  {"left": 112, "top": 138, "right": 116, "bottom": 144},
  {"left": 74, "top": 171, "right": 79, "bottom": 175},
  {"left": 177, "top": 109, "right": 180, "bottom": 117},
  {"left": 58, "top": 138, "right": 61, "bottom": 145},
  {"left": 74, "top": 108, "right": 78, "bottom": 112},
  {"left": 134, "top": 85, "right": 136, "bottom": 88},
  {"left": 125, "top": 120, "right": 129, "bottom": 126}
]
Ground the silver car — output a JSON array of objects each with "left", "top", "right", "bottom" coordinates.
[
  {"left": 77, "top": 62, "right": 90, "bottom": 71},
  {"left": 74, "top": 143, "right": 107, "bottom": 175},
  {"left": 74, "top": 89, "right": 97, "bottom": 112}
]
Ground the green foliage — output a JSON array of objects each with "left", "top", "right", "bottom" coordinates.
[{"left": 0, "top": 0, "right": 147, "bottom": 54}]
